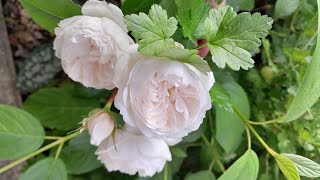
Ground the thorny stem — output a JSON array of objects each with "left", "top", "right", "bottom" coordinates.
[
  {"left": 233, "top": 106, "right": 277, "bottom": 156},
  {"left": 105, "top": 88, "right": 118, "bottom": 110},
  {"left": 0, "top": 131, "right": 80, "bottom": 174}
]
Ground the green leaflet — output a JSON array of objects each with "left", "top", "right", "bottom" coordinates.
[
  {"left": 282, "top": 0, "right": 320, "bottom": 122},
  {"left": 20, "top": 158, "right": 68, "bottom": 180},
  {"left": 125, "top": 4, "right": 210, "bottom": 74},
  {"left": 218, "top": 149, "right": 259, "bottom": 180},
  {"left": 185, "top": 170, "right": 216, "bottom": 180},
  {"left": 282, "top": 153, "right": 320, "bottom": 178},
  {"left": 205, "top": 6, "right": 273, "bottom": 70},
  {"left": 209, "top": 83, "right": 233, "bottom": 112},
  {"left": 18, "top": 0, "right": 81, "bottom": 33},
  {"left": 176, "top": 0, "right": 211, "bottom": 40},
  {"left": 23, "top": 87, "right": 101, "bottom": 131},
  {"left": 275, "top": 0, "right": 299, "bottom": 18},
  {"left": 59, "top": 131, "right": 102, "bottom": 175},
  {"left": 0, "top": 104, "right": 44, "bottom": 160},
  {"left": 275, "top": 154, "right": 300, "bottom": 180},
  {"left": 215, "top": 81, "right": 250, "bottom": 154},
  {"left": 125, "top": 5, "right": 178, "bottom": 40}
]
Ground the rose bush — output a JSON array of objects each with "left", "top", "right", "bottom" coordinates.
[{"left": 54, "top": 0, "right": 133, "bottom": 89}]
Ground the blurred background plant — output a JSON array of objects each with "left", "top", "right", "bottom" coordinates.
[{"left": 1, "top": 0, "right": 319, "bottom": 179}]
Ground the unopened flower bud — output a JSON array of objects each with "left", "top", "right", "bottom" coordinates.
[{"left": 84, "top": 110, "right": 115, "bottom": 146}]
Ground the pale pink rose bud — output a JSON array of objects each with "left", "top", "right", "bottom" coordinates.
[
  {"left": 96, "top": 125, "right": 172, "bottom": 177},
  {"left": 85, "top": 111, "right": 115, "bottom": 146}
]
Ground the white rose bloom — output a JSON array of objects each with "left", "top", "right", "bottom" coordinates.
[
  {"left": 96, "top": 125, "right": 171, "bottom": 177},
  {"left": 54, "top": 0, "right": 133, "bottom": 89},
  {"left": 85, "top": 111, "right": 115, "bottom": 146},
  {"left": 114, "top": 49, "right": 214, "bottom": 139}
]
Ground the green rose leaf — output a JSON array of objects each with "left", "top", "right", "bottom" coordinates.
[
  {"left": 125, "top": 4, "right": 210, "bottom": 74},
  {"left": 281, "top": 0, "right": 320, "bottom": 122},
  {"left": 215, "top": 81, "right": 250, "bottom": 154},
  {"left": 275, "top": 0, "right": 299, "bottom": 18},
  {"left": 23, "top": 87, "right": 101, "bottom": 131},
  {"left": 218, "top": 149, "right": 259, "bottom": 180},
  {"left": 185, "top": 170, "right": 216, "bottom": 180},
  {"left": 176, "top": 0, "right": 211, "bottom": 40},
  {"left": 282, "top": 153, "right": 320, "bottom": 178},
  {"left": 205, "top": 6, "right": 273, "bottom": 70},
  {"left": 18, "top": 0, "right": 81, "bottom": 33},
  {"left": 275, "top": 154, "right": 300, "bottom": 180},
  {"left": 59, "top": 131, "right": 102, "bottom": 174},
  {"left": 0, "top": 104, "right": 44, "bottom": 160},
  {"left": 20, "top": 158, "right": 67, "bottom": 180}
]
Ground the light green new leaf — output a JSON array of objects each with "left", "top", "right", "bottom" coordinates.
[
  {"left": 218, "top": 149, "right": 259, "bottom": 180},
  {"left": 216, "top": 81, "right": 250, "bottom": 154},
  {"left": 0, "top": 104, "right": 44, "bottom": 160},
  {"left": 121, "top": 0, "right": 162, "bottom": 14},
  {"left": 18, "top": 0, "right": 81, "bottom": 33},
  {"left": 282, "top": 153, "right": 320, "bottom": 178},
  {"left": 185, "top": 170, "right": 216, "bottom": 180},
  {"left": 20, "top": 158, "right": 67, "bottom": 180},
  {"left": 124, "top": 4, "right": 178, "bottom": 40},
  {"left": 125, "top": 4, "right": 210, "bottom": 74},
  {"left": 275, "top": 0, "right": 299, "bottom": 18},
  {"left": 138, "top": 38, "right": 175, "bottom": 56},
  {"left": 59, "top": 131, "right": 102, "bottom": 175},
  {"left": 157, "top": 48, "right": 211, "bottom": 73},
  {"left": 275, "top": 154, "right": 300, "bottom": 180},
  {"left": 205, "top": 6, "right": 273, "bottom": 70},
  {"left": 282, "top": 0, "right": 320, "bottom": 122},
  {"left": 176, "top": 0, "right": 211, "bottom": 39},
  {"left": 209, "top": 83, "right": 233, "bottom": 112},
  {"left": 23, "top": 88, "right": 101, "bottom": 131}
]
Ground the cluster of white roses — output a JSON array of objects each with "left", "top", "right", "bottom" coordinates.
[{"left": 54, "top": 0, "right": 214, "bottom": 177}]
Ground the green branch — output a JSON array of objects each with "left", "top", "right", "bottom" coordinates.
[{"left": 0, "top": 131, "right": 80, "bottom": 174}]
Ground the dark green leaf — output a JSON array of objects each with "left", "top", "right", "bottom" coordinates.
[
  {"left": 23, "top": 87, "right": 101, "bottom": 131},
  {"left": 0, "top": 104, "right": 44, "bottom": 160},
  {"left": 275, "top": 0, "right": 299, "bottom": 18},
  {"left": 121, "top": 0, "right": 162, "bottom": 14},
  {"left": 59, "top": 131, "right": 102, "bottom": 174},
  {"left": 170, "top": 147, "right": 187, "bottom": 158},
  {"left": 185, "top": 170, "right": 216, "bottom": 180},
  {"left": 20, "top": 158, "right": 67, "bottom": 180},
  {"left": 18, "top": 0, "right": 81, "bottom": 33},
  {"left": 218, "top": 149, "right": 259, "bottom": 180},
  {"left": 176, "top": 0, "right": 211, "bottom": 39},
  {"left": 216, "top": 82, "right": 250, "bottom": 154}
]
